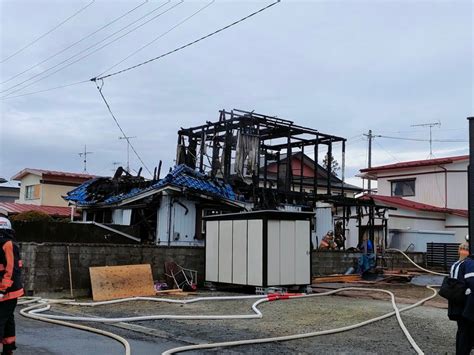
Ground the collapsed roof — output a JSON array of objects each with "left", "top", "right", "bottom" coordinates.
[{"left": 65, "top": 164, "right": 237, "bottom": 207}]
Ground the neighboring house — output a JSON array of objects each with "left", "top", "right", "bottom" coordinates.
[
  {"left": 263, "top": 152, "right": 362, "bottom": 198},
  {"left": 12, "top": 168, "right": 95, "bottom": 207},
  {"left": 0, "top": 202, "right": 77, "bottom": 219},
  {"left": 0, "top": 181, "right": 20, "bottom": 203},
  {"left": 357, "top": 155, "right": 468, "bottom": 251}
]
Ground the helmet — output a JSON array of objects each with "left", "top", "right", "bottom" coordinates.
[
  {"left": 466, "top": 235, "right": 470, "bottom": 242},
  {"left": 0, "top": 217, "right": 12, "bottom": 230},
  {"left": 327, "top": 230, "right": 334, "bottom": 236}
]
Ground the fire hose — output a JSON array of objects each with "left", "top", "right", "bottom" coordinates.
[{"left": 18, "top": 248, "right": 448, "bottom": 355}]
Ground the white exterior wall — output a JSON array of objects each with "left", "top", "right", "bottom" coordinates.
[
  {"left": 156, "top": 193, "right": 202, "bottom": 246},
  {"left": 375, "top": 161, "right": 467, "bottom": 209}
]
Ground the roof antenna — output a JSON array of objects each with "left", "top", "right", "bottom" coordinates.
[
  {"left": 78, "top": 145, "right": 93, "bottom": 173},
  {"left": 411, "top": 121, "right": 441, "bottom": 159}
]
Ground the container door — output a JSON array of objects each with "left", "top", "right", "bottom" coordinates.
[
  {"left": 280, "top": 220, "right": 296, "bottom": 285},
  {"left": 218, "top": 220, "right": 233, "bottom": 283},
  {"left": 267, "top": 220, "right": 280, "bottom": 285},
  {"left": 247, "top": 220, "right": 263, "bottom": 286},
  {"left": 205, "top": 221, "right": 219, "bottom": 282},
  {"left": 232, "top": 220, "right": 248, "bottom": 285},
  {"left": 295, "top": 220, "right": 311, "bottom": 284}
]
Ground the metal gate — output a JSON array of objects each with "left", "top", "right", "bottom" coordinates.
[{"left": 426, "top": 242, "right": 460, "bottom": 271}]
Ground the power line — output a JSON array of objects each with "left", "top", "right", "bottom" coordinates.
[
  {"left": 92, "top": 0, "right": 281, "bottom": 81},
  {"left": 378, "top": 135, "right": 467, "bottom": 143},
  {"left": 374, "top": 140, "right": 400, "bottom": 163},
  {"left": 97, "top": 0, "right": 215, "bottom": 78},
  {"left": 95, "top": 80, "right": 153, "bottom": 176},
  {"left": 1, "top": 0, "right": 148, "bottom": 85},
  {"left": 1, "top": 1, "right": 96, "bottom": 64},
  {"left": 0, "top": 80, "right": 89, "bottom": 100},
  {"left": 1, "top": 1, "right": 179, "bottom": 97}
]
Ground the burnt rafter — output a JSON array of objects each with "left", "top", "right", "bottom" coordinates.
[{"left": 176, "top": 108, "right": 351, "bottom": 209}]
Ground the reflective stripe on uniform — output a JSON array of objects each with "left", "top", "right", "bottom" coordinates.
[
  {"left": 464, "top": 272, "right": 474, "bottom": 279},
  {"left": 451, "top": 261, "right": 462, "bottom": 278},
  {"left": 2, "top": 336, "right": 15, "bottom": 345},
  {"left": 0, "top": 288, "right": 24, "bottom": 302}
]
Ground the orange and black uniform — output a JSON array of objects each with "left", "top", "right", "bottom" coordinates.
[{"left": 0, "top": 230, "right": 23, "bottom": 354}]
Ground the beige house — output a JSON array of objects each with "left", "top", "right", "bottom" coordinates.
[{"left": 12, "top": 169, "right": 94, "bottom": 207}]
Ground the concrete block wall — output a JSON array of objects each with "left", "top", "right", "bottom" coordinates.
[
  {"left": 19, "top": 243, "right": 204, "bottom": 295},
  {"left": 311, "top": 250, "right": 427, "bottom": 276}
]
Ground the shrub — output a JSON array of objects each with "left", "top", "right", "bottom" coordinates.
[{"left": 10, "top": 210, "right": 53, "bottom": 222}]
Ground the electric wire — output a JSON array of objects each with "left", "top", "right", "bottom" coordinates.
[
  {"left": 1, "top": 1, "right": 149, "bottom": 85},
  {"left": 94, "top": 81, "right": 153, "bottom": 176},
  {"left": 92, "top": 0, "right": 281, "bottom": 81},
  {"left": 0, "top": 1, "right": 180, "bottom": 97},
  {"left": 1, "top": 1, "right": 96, "bottom": 64},
  {"left": 0, "top": 80, "right": 90, "bottom": 100},
  {"left": 97, "top": 0, "right": 215, "bottom": 78},
  {"left": 378, "top": 135, "right": 467, "bottom": 143},
  {"left": 374, "top": 140, "right": 400, "bottom": 162}
]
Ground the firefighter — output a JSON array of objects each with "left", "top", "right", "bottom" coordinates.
[
  {"left": 0, "top": 217, "right": 23, "bottom": 355},
  {"left": 319, "top": 231, "right": 337, "bottom": 250},
  {"left": 448, "top": 237, "right": 474, "bottom": 355}
]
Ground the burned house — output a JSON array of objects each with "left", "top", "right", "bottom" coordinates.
[
  {"left": 66, "top": 109, "right": 389, "bottom": 250},
  {"left": 65, "top": 165, "right": 244, "bottom": 245}
]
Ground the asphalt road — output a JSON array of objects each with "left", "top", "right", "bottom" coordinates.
[{"left": 15, "top": 313, "right": 185, "bottom": 355}]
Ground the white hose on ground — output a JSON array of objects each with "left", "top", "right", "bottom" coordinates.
[
  {"left": 20, "top": 300, "right": 131, "bottom": 355},
  {"left": 22, "top": 286, "right": 437, "bottom": 355},
  {"left": 161, "top": 286, "right": 439, "bottom": 355},
  {"left": 19, "top": 249, "right": 447, "bottom": 355},
  {"left": 386, "top": 248, "right": 449, "bottom": 276}
]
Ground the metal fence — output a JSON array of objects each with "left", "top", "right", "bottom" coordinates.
[{"left": 426, "top": 242, "right": 460, "bottom": 272}]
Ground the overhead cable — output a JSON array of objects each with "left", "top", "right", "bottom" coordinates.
[
  {"left": 92, "top": 0, "right": 281, "bottom": 81},
  {"left": 1, "top": 1, "right": 96, "bottom": 64},
  {"left": 0, "top": 80, "right": 89, "bottom": 100},
  {"left": 1, "top": 1, "right": 179, "bottom": 97},
  {"left": 97, "top": 0, "right": 215, "bottom": 78},
  {"left": 1, "top": 1, "right": 148, "bottom": 85},
  {"left": 95, "top": 81, "right": 153, "bottom": 176},
  {"left": 378, "top": 135, "right": 467, "bottom": 143}
]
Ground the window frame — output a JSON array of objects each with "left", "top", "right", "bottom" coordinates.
[{"left": 390, "top": 178, "right": 416, "bottom": 197}]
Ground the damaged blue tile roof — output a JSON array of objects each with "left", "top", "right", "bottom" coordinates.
[{"left": 65, "top": 164, "right": 236, "bottom": 206}]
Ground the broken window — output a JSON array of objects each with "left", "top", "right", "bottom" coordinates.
[{"left": 391, "top": 179, "right": 415, "bottom": 197}]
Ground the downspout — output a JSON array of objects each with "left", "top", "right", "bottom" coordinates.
[
  {"left": 438, "top": 165, "right": 448, "bottom": 209},
  {"left": 168, "top": 197, "right": 174, "bottom": 246},
  {"left": 468, "top": 116, "right": 474, "bottom": 254}
]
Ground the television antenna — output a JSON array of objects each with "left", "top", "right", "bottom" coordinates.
[
  {"left": 119, "top": 136, "right": 136, "bottom": 172},
  {"left": 411, "top": 121, "right": 441, "bottom": 158},
  {"left": 78, "top": 145, "right": 93, "bottom": 172}
]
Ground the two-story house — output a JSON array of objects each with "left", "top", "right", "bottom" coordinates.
[
  {"left": 0, "top": 169, "right": 94, "bottom": 219},
  {"left": 357, "top": 155, "right": 468, "bottom": 251}
]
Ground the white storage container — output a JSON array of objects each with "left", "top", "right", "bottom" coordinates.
[{"left": 204, "top": 211, "right": 313, "bottom": 287}]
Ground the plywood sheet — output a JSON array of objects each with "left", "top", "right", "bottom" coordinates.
[
  {"left": 89, "top": 264, "right": 155, "bottom": 301},
  {"left": 267, "top": 220, "right": 280, "bottom": 286},
  {"left": 218, "top": 220, "right": 233, "bottom": 283}
]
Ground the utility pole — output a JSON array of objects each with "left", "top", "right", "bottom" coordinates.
[
  {"left": 363, "top": 130, "right": 380, "bottom": 193},
  {"left": 468, "top": 116, "right": 474, "bottom": 254},
  {"left": 411, "top": 121, "right": 441, "bottom": 159},
  {"left": 119, "top": 136, "right": 136, "bottom": 173},
  {"left": 78, "top": 145, "right": 93, "bottom": 173}
]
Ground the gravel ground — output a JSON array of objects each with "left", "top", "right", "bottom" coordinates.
[{"left": 50, "top": 285, "right": 457, "bottom": 354}]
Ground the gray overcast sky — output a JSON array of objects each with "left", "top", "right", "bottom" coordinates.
[{"left": 1, "top": 0, "right": 472, "bottom": 187}]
